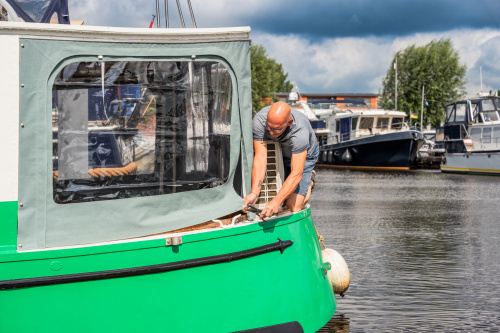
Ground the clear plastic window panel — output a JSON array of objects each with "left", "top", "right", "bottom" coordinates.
[
  {"left": 482, "top": 99, "right": 495, "bottom": 112},
  {"left": 455, "top": 103, "right": 466, "bottom": 122},
  {"left": 482, "top": 111, "right": 499, "bottom": 122},
  {"left": 445, "top": 105, "right": 454, "bottom": 122},
  {"left": 52, "top": 61, "right": 232, "bottom": 203},
  {"left": 471, "top": 103, "right": 480, "bottom": 122}
]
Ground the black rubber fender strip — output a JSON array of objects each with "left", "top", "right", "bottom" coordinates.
[
  {"left": 0, "top": 239, "right": 293, "bottom": 290},
  {"left": 233, "top": 321, "right": 304, "bottom": 333}
]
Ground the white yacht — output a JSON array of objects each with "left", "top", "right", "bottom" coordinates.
[{"left": 441, "top": 93, "right": 500, "bottom": 175}]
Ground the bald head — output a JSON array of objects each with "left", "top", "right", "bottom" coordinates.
[
  {"left": 268, "top": 102, "right": 291, "bottom": 124},
  {"left": 266, "top": 102, "right": 293, "bottom": 137}
]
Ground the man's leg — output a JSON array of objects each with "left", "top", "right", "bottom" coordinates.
[
  {"left": 285, "top": 193, "right": 306, "bottom": 212},
  {"left": 303, "top": 169, "right": 315, "bottom": 205},
  {"left": 285, "top": 171, "right": 314, "bottom": 211}
]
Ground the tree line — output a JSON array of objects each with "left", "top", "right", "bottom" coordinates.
[
  {"left": 380, "top": 39, "right": 467, "bottom": 128},
  {"left": 250, "top": 44, "right": 293, "bottom": 115}
]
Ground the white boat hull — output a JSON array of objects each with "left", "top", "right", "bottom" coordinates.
[{"left": 442, "top": 151, "right": 500, "bottom": 175}]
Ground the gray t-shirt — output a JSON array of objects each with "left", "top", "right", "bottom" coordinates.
[{"left": 253, "top": 106, "right": 319, "bottom": 160}]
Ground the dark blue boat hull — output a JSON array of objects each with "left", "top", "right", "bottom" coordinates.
[{"left": 318, "top": 131, "right": 424, "bottom": 169}]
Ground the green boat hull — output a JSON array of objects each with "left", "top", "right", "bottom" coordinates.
[{"left": 0, "top": 208, "right": 335, "bottom": 333}]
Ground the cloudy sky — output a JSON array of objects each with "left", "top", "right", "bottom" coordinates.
[{"left": 70, "top": 0, "right": 500, "bottom": 96}]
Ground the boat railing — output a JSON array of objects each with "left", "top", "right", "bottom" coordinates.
[{"left": 472, "top": 137, "right": 500, "bottom": 150}]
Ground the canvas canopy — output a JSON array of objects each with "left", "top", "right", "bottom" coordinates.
[{"left": 15, "top": 27, "right": 253, "bottom": 250}]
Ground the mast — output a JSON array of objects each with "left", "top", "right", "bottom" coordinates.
[
  {"left": 420, "top": 85, "right": 424, "bottom": 132},
  {"left": 155, "top": 0, "right": 161, "bottom": 27},
  {"left": 164, "top": 0, "right": 169, "bottom": 28},
  {"left": 394, "top": 57, "right": 398, "bottom": 111},
  {"left": 480, "top": 66, "right": 483, "bottom": 93}
]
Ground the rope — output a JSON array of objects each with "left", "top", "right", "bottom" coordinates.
[
  {"left": 53, "top": 162, "right": 138, "bottom": 180},
  {"left": 314, "top": 223, "right": 327, "bottom": 249}
]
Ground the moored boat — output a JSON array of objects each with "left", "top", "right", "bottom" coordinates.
[
  {"left": 414, "top": 129, "right": 445, "bottom": 169},
  {"left": 0, "top": 5, "right": 339, "bottom": 332},
  {"left": 441, "top": 93, "right": 500, "bottom": 175},
  {"left": 310, "top": 100, "right": 424, "bottom": 170}
]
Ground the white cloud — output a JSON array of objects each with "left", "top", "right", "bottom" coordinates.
[
  {"left": 69, "top": 0, "right": 275, "bottom": 28},
  {"left": 253, "top": 28, "right": 500, "bottom": 97},
  {"left": 70, "top": 0, "right": 150, "bottom": 27},
  {"left": 68, "top": 1, "right": 500, "bottom": 97}
]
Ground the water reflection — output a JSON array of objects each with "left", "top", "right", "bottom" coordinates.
[
  {"left": 313, "top": 169, "right": 500, "bottom": 332},
  {"left": 317, "top": 314, "right": 350, "bottom": 333}
]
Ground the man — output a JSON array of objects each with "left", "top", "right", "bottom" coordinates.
[{"left": 243, "top": 101, "right": 319, "bottom": 219}]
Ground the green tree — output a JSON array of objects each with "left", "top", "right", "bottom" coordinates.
[
  {"left": 251, "top": 44, "right": 293, "bottom": 115},
  {"left": 380, "top": 39, "right": 467, "bottom": 128}
]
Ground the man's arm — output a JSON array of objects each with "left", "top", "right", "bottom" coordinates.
[
  {"left": 260, "top": 150, "right": 307, "bottom": 218},
  {"left": 242, "top": 140, "right": 268, "bottom": 209}
]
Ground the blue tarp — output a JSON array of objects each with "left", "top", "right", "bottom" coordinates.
[{"left": 6, "top": 0, "right": 70, "bottom": 24}]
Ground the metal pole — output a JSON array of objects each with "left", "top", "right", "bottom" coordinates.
[
  {"left": 420, "top": 85, "right": 424, "bottom": 132},
  {"left": 480, "top": 66, "right": 483, "bottom": 93},
  {"left": 175, "top": 0, "right": 186, "bottom": 28},
  {"left": 156, "top": 0, "right": 161, "bottom": 28},
  {"left": 394, "top": 57, "right": 398, "bottom": 111},
  {"left": 186, "top": 0, "right": 197, "bottom": 28},
  {"left": 164, "top": 0, "right": 169, "bottom": 28}
]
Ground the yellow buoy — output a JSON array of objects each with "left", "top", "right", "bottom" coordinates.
[{"left": 322, "top": 248, "right": 350, "bottom": 296}]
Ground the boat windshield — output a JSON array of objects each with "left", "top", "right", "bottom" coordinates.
[
  {"left": 482, "top": 99, "right": 496, "bottom": 111},
  {"left": 52, "top": 60, "right": 232, "bottom": 204},
  {"left": 481, "top": 111, "right": 500, "bottom": 122}
]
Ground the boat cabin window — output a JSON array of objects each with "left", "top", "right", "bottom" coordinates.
[
  {"left": 482, "top": 99, "right": 496, "bottom": 112},
  {"left": 493, "top": 98, "right": 500, "bottom": 109},
  {"left": 336, "top": 120, "right": 340, "bottom": 133},
  {"left": 483, "top": 127, "right": 492, "bottom": 143},
  {"left": 481, "top": 111, "right": 499, "bottom": 122},
  {"left": 470, "top": 127, "right": 482, "bottom": 142},
  {"left": 359, "top": 117, "right": 374, "bottom": 130},
  {"left": 472, "top": 103, "right": 482, "bottom": 123},
  {"left": 455, "top": 103, "right": 466, "bottom": 122},
  {"left": 351, "top": 117, "right": 358, "bottom": 130},
  {"left": 445, "top": 104, "right": 454, "bottom": 122},
  {"left": 52, "top": 61, "right": 232, "bottom": 204},
  {"left": 494, "top": 127, "right": 500, "bottom": 139},
  {"left": 391, "top": 117, "right": 403, "bottom": 129},
  {"left": 377, "top": 117, "right": 390, "bottom": 130}
]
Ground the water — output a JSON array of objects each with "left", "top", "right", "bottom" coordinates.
[{"left": 312, "top": 169, "right": 500, "bottom": 332}]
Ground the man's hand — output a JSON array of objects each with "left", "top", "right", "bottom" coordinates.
[
  {"left": 260, "top": 199, "right": 280, "bottom": 219},
  {"left": 242, "top": 192, "right": 258, "bottom": 212}
]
